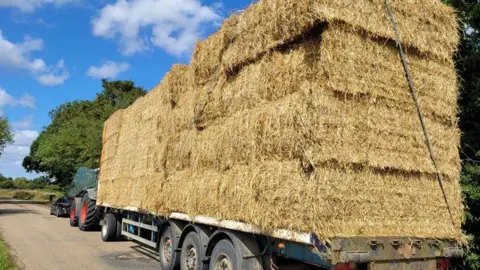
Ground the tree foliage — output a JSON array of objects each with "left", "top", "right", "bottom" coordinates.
[
  {"left": 0, "top": 117, "right": 13, "bottom": 158},
  {"left": 442, "top": 1, "right": 480, "bottom": 269},
  {"left": 23, "top": 79, "right": 146, "bottom": 187}
]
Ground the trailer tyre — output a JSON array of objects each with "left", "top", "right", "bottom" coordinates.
[
  {"left": 101, "top": 213, "right": 117, "bottom": 242},
  {"left": 115, "top": 217, "right": 122, "bottom": 240},
  {"left": 159, "top": 226, "right": 180, "bottom": 270},
  {"left": 69, "top": 202, "right": 78, "bottom": 227},
  {"left": 209, "top": 240, "right": 237, "bottom": 270},
  {"left": 181, "top": 231, "right": 205, "bottom": 270},
  {"left": 78, "top": 195, "right": 99, "bottom": 231}
]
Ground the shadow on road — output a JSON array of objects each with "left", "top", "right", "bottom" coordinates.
[
  {"left": 130, "top": 245, "right": 159, "bottom": 262},
  {"left": 0, "top": 208, "right": 40, "bottom": 216}
]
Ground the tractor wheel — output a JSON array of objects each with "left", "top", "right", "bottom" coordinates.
[
  {"left": 78, "top": 194, "right": 99, "bottom": 231},
  {"left": 69, "top": 202, "right": 78, "bottom": 227}
]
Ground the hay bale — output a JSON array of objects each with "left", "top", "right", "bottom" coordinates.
[
  {"left": 104, "top": 109, "right": 124, "bottom": 140},
  {"left": 190, "top": 15, "right": 239, "bottom": 86},
  {"left": 159, "top": 64, "right": 193, "bottom": 105},
  {"left": 98, "top": 109, "right": 124, "bottom": 205},
  {"left": 146, "top": 161, "right": 462, "bottom": 240},
  {"left": 320, "top": 25, "right": 458, "bottom": 122},
  {"left": 184, "top": 88, "right": 459, "bottom": 178},
  {"left": 164, "top": 130, "right": 196, "bottom": 173},
  {"left": 158, "top": 90, "right": 198, "bottom": 136},
  {"left": 222, "top": 0, "right": 458, "bottom": 70},
  {"left": 197, "top": 24, "right": 457, "bottom": 128},
  {"left": 98, "top": 0, "right": 464, "bottom": 241}
]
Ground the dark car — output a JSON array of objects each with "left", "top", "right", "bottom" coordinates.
[{"left": 50, "top": 196, "right": 72, "bottom": 217}]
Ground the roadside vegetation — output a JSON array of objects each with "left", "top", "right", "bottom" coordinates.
[
  {"left": 0, "top": 174, "right": 62, "bottom": 202},
  {"left": 0, "top": 189, "right": 62, "bottom": 201},
  {"left": 0, "top": 237, "right": 16, "bottom": 270},
  {"left": 22, "top": 79, "right": 146, "bottom": 188},
  {"left": 0, "top": 175, "right": 61, "bottom": 192}
]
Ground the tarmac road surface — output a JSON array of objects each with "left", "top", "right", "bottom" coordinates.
[{"left": 0, "top": 200, "right": 158, "bottom": 270}]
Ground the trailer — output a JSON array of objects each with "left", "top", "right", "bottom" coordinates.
[
  {"left": 91, "top": 0, "right": 465, "bottom": 268},
  {"left": 95, "top": 201, "right": 463, "bottom": 270}
]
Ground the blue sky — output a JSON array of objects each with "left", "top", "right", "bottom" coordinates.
[{"left": 0, "top": 0, "right": 251, "bottom": 179}]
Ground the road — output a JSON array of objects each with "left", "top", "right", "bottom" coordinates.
[{"left": 0, "top": 201, "right": 158, "bottom": 270}]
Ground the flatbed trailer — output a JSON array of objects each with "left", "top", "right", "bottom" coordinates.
[{"left": 96, "top": 202, "right": 463, "bottom": 270}]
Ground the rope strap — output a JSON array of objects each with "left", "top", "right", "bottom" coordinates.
[{"left": 385, "top": 0, "right": 456, "bottom": 229}]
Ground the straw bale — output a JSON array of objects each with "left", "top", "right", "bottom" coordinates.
[
  {"left": 190, "top": 15, "right": 239, "bottom": 86},
  {"left": 197, "top": 25, "right": 457, "bottom": 128},
  {"left": 158, "top": 90, "right": 198, "bottom": 135},
  {"left": 146, "top": 161, "right": 462, "bottom": 240},
  {"left": 320, "top": 25, "right": 458, "bottom": 121},
  {"left": 186, "top": 88, "right": 460, "bottom": 178},
  {"left": 164, "top": 130, "right": 196, "bottom": 173},
  {"left": 98, "top": 0, "right": 463, "bottom": 241},
  {"left": 221, "top": 0, "right": 458, "bottom": 70},
  {"left": 159, "top": 64, "right": 193, "bottom": 105},
  {"left": 99, "top": 109, "right": 125, "bottom": 191},
  {"left": 141, "top": 85, "right": 168, "bottom": 121},
  {"left": 104, "top": 109, "right": 124, "bottom": 140}
]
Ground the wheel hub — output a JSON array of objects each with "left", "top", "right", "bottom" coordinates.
[
  {"left": 162, "top": 237, "right": 172, "bottom": 264},
  {"left": 80, "top": 202, "right": 87, "bottom": 223},
  {"left": 214, "top": 254, "right": 232, "bottom": 270},
  {"left": 185, "top": 244, "right": 197, "bottom": 270},
  {"left": 102, "top": 219, "right": 108, "bottom": 237}
]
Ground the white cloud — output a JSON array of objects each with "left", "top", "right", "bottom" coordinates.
[
  {"left": 0, "top": 0, "right": 75, "bottom": 12},
  {"left": 0, "top": 87, "right": 36, "bottom": 116},
  {"left": 12, "top": 115, "right": 34, "bottom": 129},
  {"left": 0, "top": 30, "right": 69, "bottom": 86},
  {"left": 86, "top": 61, "right": 129, "bottom": 79},
  {"left": 0, "top": 130, "right": 39, "bottom": 178},
  {"left": 36, "top": 71, "right": 69, "bottom": 86},
  {"left": 92, "top": 0, "right": 221, "bottom": 56}
]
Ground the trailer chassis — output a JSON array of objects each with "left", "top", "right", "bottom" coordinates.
[{"left": 98, "top": 204, "right": 463, "bottom": 270}]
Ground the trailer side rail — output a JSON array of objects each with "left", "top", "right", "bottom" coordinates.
[{"left": 98, "top": 203, "right": 319, "bottom": 247}]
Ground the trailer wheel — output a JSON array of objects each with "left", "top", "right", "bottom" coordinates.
[
  {"left": 115, "top": 216, "right": 122, "bottom": 240},
  {"left": 181, "top": 231, "right": 205, "bottom": 270},
  {"left": 159, "top": 226, "right": 180, "bottom": 270},
  {"left": 101, "top": 213, "right": 117, "bottom": 242},
  {"left": 78, "top": 195, "right": 99, "bottom": 231},
  {"left": 209, "top": 240, "right": 237, "bottom": 270},
  {"left": 69, "top": 202, "right": 78, "bottom": 227}
]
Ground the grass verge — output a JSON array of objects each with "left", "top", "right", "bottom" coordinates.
[
  {"left": 0, "top": 189, "right": 62, "bottom": 201},
  {"left": 0, "top": 237, "right": 16, "bottom": 270}
]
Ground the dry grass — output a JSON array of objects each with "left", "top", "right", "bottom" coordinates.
[
  {"left": 98, "top": 0, "right": 463, "bottom": 241},
  {"left": 0, "top": 189, "right": 61, "bottom": 201}
]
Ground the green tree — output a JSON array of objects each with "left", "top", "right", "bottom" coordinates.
[
  {"left": 22, "top": 80, "right": 146, "bottom": 187},
  {"left": 0, "top": 180, "right": 14, "bottom": 189},
  {"left": 0, "top": 117, "right": 13, "bottom": 158},
  {"left": 442, "top": 1, "right": 480, "bottom": 269},
  {"left": 13, "top": 177, "right": 29, "bottom": 189}
]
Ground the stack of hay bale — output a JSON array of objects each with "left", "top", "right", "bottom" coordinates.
[{"left": 98, "top": 0, "right": 464, "bottom": 240}]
